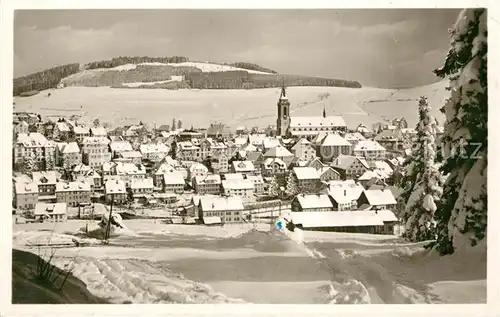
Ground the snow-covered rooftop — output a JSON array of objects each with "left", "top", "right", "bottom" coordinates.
[
  {"left": 32, "top": 171, "right": 57, "bottom": 185},
  {"left": 290, "top": 116, "right": 346, "bottom": 128},
  {"left": 34, "top": 203, "right": 67, "bottom": 216},
  {"left": 264, "top": 144, "right": 293, "bottom": 158},
  {"left": 130, "top": 178, "right": 154, "bottom": 189},
  {"left": 15, "top": 182, "right": 39, "bottom": 195},
  {"left": 200, "top": 196, "right": 244, "bottom": 211},
  {"left": 321, "top": 133, "right": 352, "bottom": 147},
  {"left": 290, "top": 210, "right": 397, "bottom": 228},
  {"left": 56, "top": 181, "right": 91, "bottom": 192},
  {"left": 362, "top": 189, "right": 397, "bottom": 206},
  {"left": 222, "top": 179, "right": 255, "bottom": 190},
  {"left": 354, "top": 140, "right": 386, "bottom": 152},
  {"left": 296, "top": 194, "right": 333, "bottom": 209},
  {"left": 119, "top": 151, "right": 143, "bottom": 158},
  {"left": 105, "top": 179, "right": 126, "bottom": 193},
  {"left": 293, "top": 167, "right": 320, "bottom": 180},
  {"left": 194, "top": 174, "right": 222, "bottom": 185},
  {"left": 263, "top": 157, "right": 286, "bottom": 169},
  {"left": 110, "top": 141, "right": 133, "bottom": 153},
  {"left": 163, "top": 171, "right": 185, "bottom": 185},
  {"left": 140, "top": 143, "right": 169, "bottom": 154},
  {"left": 81, "top": 136, "right": 110, "bottom": 145},
  {"left": 232, "top": 161, "right": 256, "bottom": 172}
]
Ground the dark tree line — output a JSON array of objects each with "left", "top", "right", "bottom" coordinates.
[
  {"left": 184, "top": 71, "right": 362, "bottom": 89},
  {"left": 84, "top": 56, "right": 190, "bottom": 70},
  {"left": 13, "top": 63, "right": 80, "bottom": 96}
]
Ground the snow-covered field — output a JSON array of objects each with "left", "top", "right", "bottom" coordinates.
[
  {"left": 12, "top": 218, "right": 486, "bottom": 304},
  {"left": 13, "top": 80, "right": 448, "bottom": 130},
  {"left": 85, "top": 62, "right": 273, "bottom": 75},
  {"left": 121, "top": 76, "right": 184, "bottom": 88}
]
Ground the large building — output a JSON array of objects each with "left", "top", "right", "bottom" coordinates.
[{"left": 276, "top": 83, "right": 347, "bottom": 138}]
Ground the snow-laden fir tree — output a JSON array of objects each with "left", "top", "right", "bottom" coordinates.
[
  {"left": 397, "top": 97, "right": 433, "bottom": 225},
  {"left": 24, "top": 151, "right": 37, "bottom": 175},
  {"left": 431, "top": 8, "right": 487, "bottom": 255},
  {"left": 285, "top": 171, "right": 299, "bottom": 198},
  {"left": 402, "top": 97, "right": 443, "bottom": 242},
  {"left": 268, "top": 175, "right": 280, "bottom": 198}
]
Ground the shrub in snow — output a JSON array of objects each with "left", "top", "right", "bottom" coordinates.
[
  {"left": 285, "top": 171, "right": 299, "bottom": 197},
  {"left": 399, "top": 96, "right": 443, "bottom": 242},
  {"left": 430, "top": 8, "right": 487, "bottom": 255},
  {"left": 267, "top": 175, "right": 280, "bottom": 198}
]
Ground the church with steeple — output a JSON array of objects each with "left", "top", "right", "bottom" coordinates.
[{"left": 276, "top": 81, "right": 347, "bottom": 139}]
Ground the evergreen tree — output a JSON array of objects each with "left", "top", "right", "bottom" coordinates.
[
  {"left": 285, "top": 171, "right": 299, "bottom": 198},
  {"left": 401, "top": 96, "right": 443, "bottom": 242},
  {"left": 44, "top": 153, "right": 55, "bottom": 171},
  {"left": 177, "top": 120, "right": 183, "bottom": 130},
  {"left": 24, "top": 151, "right": 37, "bottom": 175},
  {"left": 430, "top": 9, "right": 487, "bottom": 255},
  {"left": 93, "top": 118, "right": 100, "bottom": 128},
  {"left": 171, "top": 118, "right": 177, "bottom": 131},
  {"left": 268, "top": 175, "right": 280, "bottom": 198}
]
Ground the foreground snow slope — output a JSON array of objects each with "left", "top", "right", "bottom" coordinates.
[
  {"left": 12, "top": 220, "right": 485, "bottom": 304},
  {"left": 14, "top": 80, "right": 447, "bottom": 130}
]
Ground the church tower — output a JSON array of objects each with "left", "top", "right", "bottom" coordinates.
[{"left": 277, "top": 80, "right": 291, "bottom": 136}]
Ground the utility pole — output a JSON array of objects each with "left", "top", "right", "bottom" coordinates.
[{"left": 104, "top": 194, "right": 114, "bottom": 243}]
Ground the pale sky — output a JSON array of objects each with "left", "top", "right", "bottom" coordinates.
[{"left": 14, "top": 9, "right": 461, "bottom": 88}]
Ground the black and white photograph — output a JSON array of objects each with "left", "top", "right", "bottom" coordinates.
[{"left": 1, "top": 2, "right": 494, "bottom": 314}]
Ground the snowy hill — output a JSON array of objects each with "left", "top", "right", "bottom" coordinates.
[{"left": 14, "top": 79, "right": 449, "bottom": 130}]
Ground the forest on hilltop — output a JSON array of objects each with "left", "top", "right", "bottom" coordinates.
[{"left": 13, "top": 56, "right": 361, "bottom": 95}]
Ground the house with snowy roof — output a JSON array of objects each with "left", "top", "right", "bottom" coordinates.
[
  {"left": 176, "top": 141, "right": 201, "bottom": 161},
  {"left": 222, "top": 178, "right": 255, "bottom": 202},
  {"left": 231, "top": 160, "right": 259, "bottom": 176},
  {"left": 288, "top": 115, "right": 347, "bottom": 139},
  {"left": 188, "top": 162, "right": 209, "bottom": 180},
  {"left": 292, "top": 167, "right": 322, "bottom": 193},
  {"left": 14, "top": 181, "right": 39, "bottom": 210},
  {"left": 32, "top": 171, "right": 57, "bottom": 202},
  {"left": 117, "top": 151, "right": 143, "bottom": 164},
  {"left": 90, "top": 127, "right": 107, "bottom": 137},
  {"left": 324, "top": 180, "right": 365, "bottom": 211},
  {"left": 193, "top": 174, "right": 222, "bottom": 195},
  {"left": 289, "top": 209, "right": 397, "bottom": 234},
  {"left": 291, "top": 194, "right": 334, "bottom": 212},
  {"left": 261, "top": 157, "right": 287, "bottom": 178},
  {"left": 357, "top": 188, "right": 397, "bottom": 211},
  {"left": 139, "top": 143, "right": 169, "bottom": 162},
  {"left": 318, "top": 166, "right": 341, "bottom": 183},
  {"left": 353, "top": 140, "right": 387, "bottom": 161},
  {"left": 72, "top": 126, "right": 90, "bottom": 142},
  {"left": 109, "top": 140, "right": 134, "bottom": 158},
  {"left": 71, "top": 164, "right": 93, "bottom": 180},
  {"left": 80, "top": 136, "right": 112, "bottom": 169},
  {"left": 104, "top": 179, "right": 127, "bottom": 204},
  {"left": 331, "top": 155, "right": 370, "bottom": 180},
  {"left": 59, "top": 142, "right": 82, "bottom": 169},
  {"left": 262, "top": 137, "right": 281, "bottom": 151},
  {"left": 198, "top": 196, "right": 244, "bottom": 224},
  {"left": 13, "top": 132, "right": 54, "bottom": 170},
  {"left": 317, "top": 133, "right": 352, "bottom": 163},
  {"left": 357, "top": 170, "right": 389, "bottom": 189},
  {"left": 56, "top": 181, "right": 91, "bottom": 207},
  {"left": 112, "top": 162, "right": 147, "bottom": 187},
  {"left": 129, "top": 178, "right": 154, "bottom": 199},
  {"left": 163, "top": 170, "right": 185, "bottom": 193},
  {"left": 344, "top": 132, "right": 367, "bottom": 147},
  {"left": 246, "top": 174, "right": 266, "bottom": 195},
  {"left": 210, "top": 152, "right": 229, "bottom": 174},
  {"left": 34, "top": 202, "right": 67, "bottom": 222},
  {"left": 291, "top": 138, "right": 317, "bottom": 162}
]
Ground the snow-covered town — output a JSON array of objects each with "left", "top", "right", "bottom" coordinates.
[{"left": 8, "top": 7, "right": 488, "bottom": 307}]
